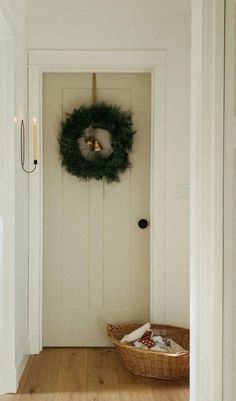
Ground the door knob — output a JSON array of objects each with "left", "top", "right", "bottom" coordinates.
[{"left": 138, "top": 219, "right": 149, "bottom": 229}]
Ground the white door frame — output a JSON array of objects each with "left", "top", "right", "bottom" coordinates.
[
  {"left": 0, "top": 10, "right": 17, "bottom": 394},
  {"left": 190, "top": 1, "right": 224, "bottom": 401},
  {"left": 223, "top": 0, "right": 236, "bottom": 400},
  {"left": 28, "top": 50, "right": 167, "bottom": 353}
]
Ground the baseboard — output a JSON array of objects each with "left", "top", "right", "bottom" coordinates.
[
  {"left": 0, "top": 349, "right": 29, "bottom": 395},
  {"left": 0, "top": 338, "right": 30, "bottom": 394},
  {"left": 0, "top": 366, "right": 17, "bottom": 395},
  {"left": 15, "top": 338, "right": 30, "bottom": 388}
]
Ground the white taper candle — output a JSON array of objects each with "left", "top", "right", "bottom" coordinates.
[{"left": 33, "top": 118, "right": 38, "bottom": 161}]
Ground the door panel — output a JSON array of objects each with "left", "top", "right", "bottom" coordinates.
[{"left": 43, "top": 73, "right": 151, "bottom": 346}]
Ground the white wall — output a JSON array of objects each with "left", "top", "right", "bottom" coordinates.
[
  {"left": 27, "top": 0, "right": 190, "bottom": 327},
  {"left": 0, "top": 0, "right": 29, "bottom": 392}
]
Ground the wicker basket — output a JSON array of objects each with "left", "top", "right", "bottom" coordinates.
[{"left": 107, "top": 323, "right": 189, "bottom": 380}]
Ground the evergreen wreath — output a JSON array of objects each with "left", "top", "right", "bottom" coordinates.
[{"left": 59, "top": 102, "right": 135, "bottom": 182}]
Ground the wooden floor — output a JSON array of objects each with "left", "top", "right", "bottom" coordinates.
[{"left": 1, "top": 348, "right": 189, "bottom": 401}]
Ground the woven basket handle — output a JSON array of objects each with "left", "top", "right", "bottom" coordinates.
[{"left": 107, "top": 324, "right": 119, "bottom": 339}]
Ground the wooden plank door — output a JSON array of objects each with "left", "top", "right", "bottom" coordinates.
[{"left": 43, "top": 73, "right": 151, "bottom": 346}]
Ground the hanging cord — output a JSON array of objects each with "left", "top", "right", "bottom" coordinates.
[
  {"left": 92, "top": 73, "right": 97, "bottom": 104},
  {"left": 21, "top": 120, "right": 37, "bottom": 174}
]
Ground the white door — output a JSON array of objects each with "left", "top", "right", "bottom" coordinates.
[{"left": 43, "top": 73, "right": 151, "bottom": 346}]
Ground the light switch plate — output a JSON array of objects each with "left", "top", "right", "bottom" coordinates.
[{"left": 176, "top": 184, "right": 190, "bottom": 199}]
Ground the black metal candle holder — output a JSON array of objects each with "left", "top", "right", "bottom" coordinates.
[{"left": 20, "top": 120, "right": 38, "bottom": 173}]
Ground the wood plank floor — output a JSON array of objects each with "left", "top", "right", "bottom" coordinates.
[{"left": 1, "top": 348, "right": 189, "bottom": 401}]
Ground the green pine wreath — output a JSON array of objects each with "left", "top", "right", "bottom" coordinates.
[{"left": 59, "top": 102, "right": 135, "bottom": 182}]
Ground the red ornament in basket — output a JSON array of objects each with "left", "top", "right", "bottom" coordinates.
[{"left": 138, "top": 330, "right": 155, "bottom": 349}]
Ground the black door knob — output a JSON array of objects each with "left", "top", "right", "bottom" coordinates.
[{"left": 138, "top": 219, "right": 148, "bottom": 229}]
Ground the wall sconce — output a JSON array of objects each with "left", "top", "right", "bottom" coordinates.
[{"left": 20, "top": 119, "right": 38, "bottom": 174}]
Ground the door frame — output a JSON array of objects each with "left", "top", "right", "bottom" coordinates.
[
  {"left": 190, "top": 1, "right": 224, "bottom": 401},
  {"left": 28, "top": 50, "right": 167, "bottom": 353}
]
